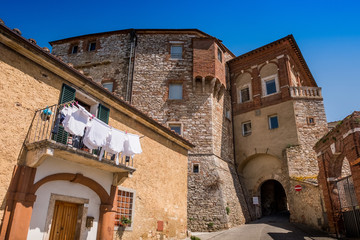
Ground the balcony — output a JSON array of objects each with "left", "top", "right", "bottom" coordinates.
[
  {"left": 23, "top": 103, "right": 136, "bottom": 177},
  {"left": 289, "top": 86, "right": 322, "bottom": 99}
]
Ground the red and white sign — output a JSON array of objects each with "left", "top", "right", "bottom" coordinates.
[{"left": 295, "top": 185, "right": 302, "bottom": 191}]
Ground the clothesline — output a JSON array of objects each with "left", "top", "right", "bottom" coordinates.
[{"left": 58, "top": 102, "right": 143, "bottom": 165}]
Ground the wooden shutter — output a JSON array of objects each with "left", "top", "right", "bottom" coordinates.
[
  {"left": 97, "top": 104, "right": 110, "bottom": 124},
  {"left": 59, "top": 84, "right": 76, "bottom": 104},
  {"left": 53, "top": 84, "right": 76, "bottom": 144}
]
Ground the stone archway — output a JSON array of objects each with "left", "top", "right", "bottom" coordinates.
[{"left": 260, "top": 179, "right": 288, "bottom": 216}]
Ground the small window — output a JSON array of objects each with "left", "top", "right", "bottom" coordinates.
[
  {"left": 170, "top": 45, "right": 183, "bottom": 59},
  {"left": 169, "top": 83, "right": 183, "bottom": 100},
  {"left": 242, "top": 121, "right": 252, "bottom": 136},
  {"left": 193, "top": 164, "right": 199, "bottom": 173},
  {"left": 217, "top": 47, "right": 222, "bottom": 62},
  {"left": 169, "top": 123, "right": 182, "bottom": 135},
  {"left": 115, "top": 188, "right": 135, "bottom": 229},
  {"left": 307, "top": 117, "right": 315, "bottom": 125},
  {"left": 265, "top": 79, "right": 277, "bottom": 95},
  {"left": 269, "top": 115, "right": 279, "bottom": 129},
  {"left": 240, "top": 87, "right": 250, "bottom": 103},
  {"left": 102, "top": 82, "right": 113, "bottom": 92},
  {"left": 71, "top": 45, "right": 78, "bottom": 54},
  {"left": 88, "top": 42, "right": 96, "bottom": 51},
  {"left": 225, "top": 110, "right": 231, "bottom": 120}
]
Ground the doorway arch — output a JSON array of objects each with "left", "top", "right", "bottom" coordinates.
[{"left": 260, "top": 180, "right": 288, "bottom": 216}]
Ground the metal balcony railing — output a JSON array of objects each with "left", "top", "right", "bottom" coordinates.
[
  {"left": 289, "top": 86, "right": 322, "bottom": 99},
  {"left": 25, "top": 102, "right": 134, "bottom": 167}
]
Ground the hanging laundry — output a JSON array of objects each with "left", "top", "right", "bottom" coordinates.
[
  {"left": 102, "top": 128, "right": 126, "bottom": 164},
  {"left": 83, "top": 118, "right": 110, "bottom": 150},
  {"left": 64, "top": 106, "right": 90, "bottom": 136},
  {"left": 123, "top": 133, "right": 142, "bottom": 158}
]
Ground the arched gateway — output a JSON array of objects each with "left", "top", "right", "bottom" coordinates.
[{"left": 260, "top": 180, "right": 288, "bottom": 216}]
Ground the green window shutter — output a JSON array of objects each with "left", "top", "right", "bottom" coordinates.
[
  {"left": 59, "top": 84, "right": 76, "bottom": 104},
  {"left": 53, "top": 84, "right": 76, "bottom": 144},
  {"left": 97, "top": 104, "right": 110, "bottom": 124}
]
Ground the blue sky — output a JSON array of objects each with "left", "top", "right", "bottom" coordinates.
[{"left": 1, "top": 0, "right": 359, "bottom": 122}]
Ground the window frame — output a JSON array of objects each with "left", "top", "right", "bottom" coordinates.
[
  {"left": 268, "top": 115, "right": 279, "bottom": 130},
  {"left": 242, "top": 121, "right": 252, "bottom": 136},
  {"left": 261, "top": 74, "right": 280, "bottom": 97},
  {"left": 115, "top": 187, "right": 136, "bottom": 231},
  {"left": 168, "top": 122, "right": 183, "bottom": 136},
  {"left": 71, "top": 45, "right": 78, "bottom": 54},
  {"left": 238, "top": 84, "right": 252, "bottom": 103},
  {"left": 168, "top": 82, "right": 183, "bottom": 100},
  {"left": 88, "top": 41, "right": 97, "bottom": 52},
  {"left": 307, "top": 116, "right": 316, "bottom": 125},
  {"left": 217, "top": 47, "right": 222, "bottom": 63},
  {"left": 192, "top": 163, "right": 200, "bottom": 174},
  {"left": 170, "top": 44, "right": 183, "bottom": 60}
]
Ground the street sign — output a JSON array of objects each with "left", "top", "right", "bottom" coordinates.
[{"left": 295, "top": 185, "right": 302, "bottom": 191}]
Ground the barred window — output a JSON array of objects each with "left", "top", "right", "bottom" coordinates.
[{"left": 115, "top": 188, "right": 135, "bottom": 228}]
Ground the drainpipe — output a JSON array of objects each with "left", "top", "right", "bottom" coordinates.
[{"left": 125, "top": 29, "right": 137, "bottom": 103}]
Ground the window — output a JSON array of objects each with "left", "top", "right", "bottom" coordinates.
[
  {"left": 240, "top": 87, "right": 250, "bottom": 103},
  {"left": 102, "top": 82, "right": 113, "bottom": 92},
  {"left": 265, "top": 79, "right": 277, "bottom": 95},
  {"left": 269, "top": 115, "right": 279, "bottom": 129},
  {"left": 115, "top": 188, "right": 135, "bottom": 229},
  {"left": 88, "top": 42, "right": 96, "bottom": 51},
  {"left": 170, "top": 45, "right": 182, "bottom": 59},
  {"left": 169, "top": 123, "right": 182, "bottom": 135},
  {"left": 262, "top": 74, "right": 279, "bottom": 96},
  {"left": 169, "top": 83, "right": 183, "bottom": 100},
  {"left": 307, "top": 117, "right": 315, "bottom": 125},
  {"left": 242, "top": 121, "right": 252, "bottom": 136},
  {"left": 71, "top": 45, "right": 78, "bottom": 54},
  {"left": 225, "top": 109, "right": 231, "bottom": 120},
  {"left": 193, "top": 164, "right": 200, "bottom": 173},
  {"left": 217, "top": 47, "right": 222, "bottom": 62}
]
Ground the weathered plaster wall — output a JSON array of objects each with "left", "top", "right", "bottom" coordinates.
[{"left": 0, "top": 43, "right": 62, "bottom": 220}]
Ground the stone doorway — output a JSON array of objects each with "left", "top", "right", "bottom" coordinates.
[{"left": 260, "top": 180, "right": 288, "bottom": 216}]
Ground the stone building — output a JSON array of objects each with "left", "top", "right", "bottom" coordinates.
[
  {"left": 0, "top": 23, "right": 193, "bottom": 239},
  {"left": 228, "top": 35, "right": 329, "bottom": 229},
  {"left": 47, "top": 30, "right": 330, "bottom": 232},
  {"left": 315, "top": 112, "right": 360, "bottom": 238},
  {"left": 50, "top": 29, "right": 250, "bottom": 231}
]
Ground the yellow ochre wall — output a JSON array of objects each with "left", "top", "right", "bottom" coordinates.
[{"left": 0, "top": 40, "right": 188, "bottom": 239}]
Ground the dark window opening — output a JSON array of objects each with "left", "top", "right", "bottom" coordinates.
[
  {"left": 217, "top": 47, "right": 222, "bottom": 62},
  {"left": 241, "top": 87, "right": 250, "bottom": 102},
  {"left": 169, "top": 123, "right": 181, "bottom": 135},
  {"left": 193, "top": 164, "right": 199, "bottom": 173},
  {"left": 88, "top": 42, "right": 96, "bottom": 51},
  {"left": 72, "top": 45, "right": 78, "bottom": 54}
]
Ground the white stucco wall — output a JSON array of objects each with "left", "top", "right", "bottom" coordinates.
[
  {"left": 34, "top": 157, "right": 113, "bottom": 194},
  {"left": 27, "top": 158, "right": 113, "bottom": 240}
]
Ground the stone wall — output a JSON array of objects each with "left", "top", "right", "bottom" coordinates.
[{"left": 51, "top": 31, "right": 249, "bottom": 232}]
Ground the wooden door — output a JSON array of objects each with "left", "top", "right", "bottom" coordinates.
[{"left": 49, "top": 201, "right": 79, "bottom": 240}]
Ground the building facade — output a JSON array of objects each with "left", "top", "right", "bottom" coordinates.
[
  {"left": 7, "top": 27, "right": 332, "bottom": 235},
  {"left": 0, "top": 23, "right": 193, "bottom": 239},
  {"left": 50, "top": 29, "right": 250, "bottom": 231},
  {"left": 228, "top": 35, "right": 329, "bottom": 229},
  {"left": 315, "top": 112, "right": 360, "bottom": 238}
]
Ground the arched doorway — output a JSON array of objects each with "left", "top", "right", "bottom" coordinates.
[{"left": 260, "top": 180, "right": 288, "bottom": 216}]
